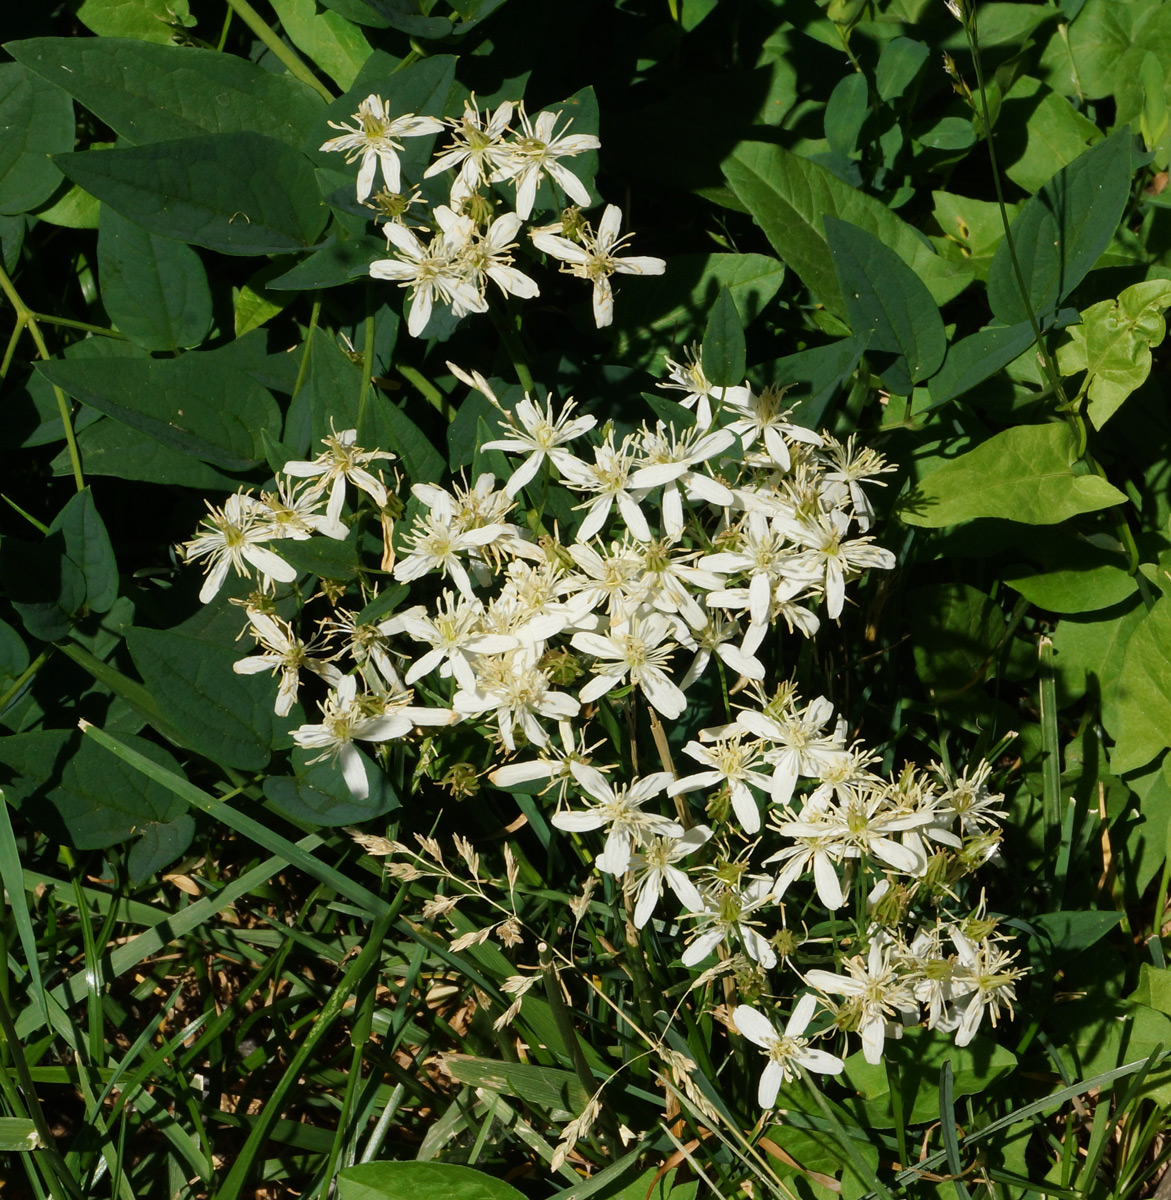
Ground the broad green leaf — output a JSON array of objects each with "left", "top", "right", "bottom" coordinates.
[
  {"left": 264, "top": 746, "right": 399, "bottom": 826},
  {"left": 1055, "top": 280, "right": 1171, "bottom": 428},
  {"left": 267, "top": 234, "right": 387, "bottom": 290},
  {"left": 875, "top": 36, "right": 929, "bottom": 102},
  {"left": 285, "top": 326, "right": 365, "bottom": 457},
  {"left": 723, "top": 142, "right": 971, "bottom": 316},
  {"left": 339, "top": 1161, "right": 527, "bottom": 1200},
  {"left": 32, "top": 181, "right": 101, "bottom": 229},
  {"left": 355, "top": 0, "right": 452, "bottom": 39},
  {"left": 53, "top": 417, "right": 244, "bottom": 490},
  {"left": 900, "top": 423, "right": 1128, "bottom": 527},
  {"left": 824, "top": 73, "right": 869, "bottom": 158},
  {"left": 1104, "top": 596, "right": 1171, "bottom": 773},
  {"left": 598, "top": 1169, "right": 698, "bottom": 1200},
  {"left": 269, "top": 0, "right": 373, "bottom": 91},
  {"left": 55, "top": 134, "right": 328, "bottom": 256},
  {"left": 998, "top": 75, "right": 1103, "bottom": 195},
  {"left": 234, "top": 262, "right": 293, "bottom": 338},
  {"left": 97, "top": 205, "right": 213, "bottom": 351},
  {"left": 127, "top": 603, "right": 285, "bottom": 771},
  {"left": 762, "top": 1124, "right": 877, "bottom": 1200},
  {"left": 987, "top": 130, "right": 1132, "bottom": 325},
  {"left": 1127, "top": 760, "right": 1171, "bottom": 899},
  {"left": 75, "top": 0, "right": 195, "bottom": 42},
  {"left": 1, "top": 532, "right": 87, "bottom": 642},
  {"left": 7, "top": 38, "right": 323, "bottom": 147},
  {"left": 380, "top": 399, "right": 445, "bottom": 483},
  {"left": 701, "top": 286, "right": 746, "bottom": 387},
  {"left": 926, "top": 321, "right": 1035, "bottom": 407},
  {"left": 0, "top": 729, "right": 188, "bottom": 849},
  {"left": 1029, "top": 910, "right": 1122, "bottom": 956},
  {"left": 0, "top": 1119, "right": 41, "bottom": 1152},
  {"left": 276, "top": 536, "right": 360, "bottom": 581},
  {"left": 0, "top": 63, "right": 74, "bottom": 216},
  {"left": 1051, "top": 595, "right": 1144, "bottom": 708},
  {"left": 442, "top": 1055, "right": 590, "bottom": 1117},
  {"left": 50, "top": 487, "right": 119, "bottom": 615},
  {"left": 1132, "top": 964, "right": 1171, "bottom": 1017},
  {"left": 825, "top": 216, "right": 945, "bottom": 393},
  {"left": 126, "top": 813, "right": 196, "bottom": 884},
  {"left": 929, "top": 191, "right": 1018, "bottom": 283},
  {"left": 38, "top": 341, "right": 282, "bottom": 471},
  {"left": 841, "top": 1028, "right": 1016, "bottom": 1127},
  {"left": 1003, "top": 535, "right": 1137, "bottom": 613}
]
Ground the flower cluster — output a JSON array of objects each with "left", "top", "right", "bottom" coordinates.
[
  {"left": 182, "top": 353, "right": 1023, "bottom": 1104},
  {"left": 321, "top": 93, "right": 663, "bottom": 334}
]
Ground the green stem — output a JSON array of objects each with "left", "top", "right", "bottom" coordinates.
[
  {"left": 31, "top": 313, "right": 127, "bottom": 339},
  {"left": 0, "top": 264, "right": 85, "bottom": 492},
  {"left": 398, "top": 362, "right": 452, "bottom": 420},
  {"left": 488, "top": 304, "right": 535, "bottom": 394},
  {"left": 223, "top": 0, "right": 334, "bottom": 102},
  {"left": 357, "top": 282, "right": 377, "bottom": 433},
  {"left": 0, "top": 646, "right": 53, "bottom": 715},
  {"left": 965, "top": 10, "right": 1071, "bottom": 414}
]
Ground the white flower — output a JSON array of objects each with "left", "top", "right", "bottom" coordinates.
[
  {"left": 733, "top": 996, "right": 845, "bottom": 1107},
  {"left": 459, "top": 210, "right": 541, "bottom": 305},
  {"left": 630, "top": 422, "right": 736, "bottom": 540},
  {"left": 948, "top": 925, "right": 1025, "bottom": 1047},
  {"left": 627, "top": 825, "right": 711, "bottom": 927},
  {"left": 370, "top": 214, "right": 486, "bottom": 337},
  {"left": 551, "top": 762, "right": 679, "bottom": 874},
  {"left": 724, "top": 383, "right": 824, "bottom": 472},
  {"left": 493, "top": 105, "right": 600, "bottom": 219},
  {"left": 292, "top": 676, "right": 455, "bottom": 799},
  {"left": 658, "top": 344, "right": 751, "bottom": 429},
  {"left": 572, "top": 611, "right": 686, "bottom": 718},
  {"left": 182, "top": 492, "right": 297, "bottom": 604},
  {"left": 423, "top": 95, "right": 517, "bottom": 206},
  {"left": 682, "top": 873, "right": 776, "bottom": 968},
  {"left": 736, "top": 693, "right": 847, "bottom": 806},
  {"left": 320, "top": 95, "right": 444, "bottom": 202},
  {"left": 393, "top": 484, "right": 509, "bottom": 598},
  {"left": 531, "top": 204, "right": 665, "bottom": 328},
  {"left": 669, "top": 735, "right": 773, "bottom": 834},
  {"left": 805, "top": 932, "right": 918, "bottom": 1065},
  {"left": 481, "top": 393, "right": 596, "bottom": 497},
  {"left": 233, "top": 609, "right": 341, "bottom": 717},
  {"left": 282, "top": 426, "right": 395, "bottom": 525},
  {"left": 558, "top": 429, "right": 652, "bottom": 542}
]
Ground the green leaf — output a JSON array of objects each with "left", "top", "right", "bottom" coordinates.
[
  {"left": 354, "top": 0, "right": 452, "bottom": 40},
  {"left": 1051, "top": 595, "right": 1144, "bottom": 707},
  {"left": 55, "top": 134, "right": 328, "bottom": 257},
  {"left": 1, "top": 533, "right": 86, "bottom": 642},
  {"left": 264, "top": 746, "right": 399, "bottom": 826},
  {"left": 37, "top": 340, "right": 282, "bottom": 471},
  {"left": 442, "top": 1055, "right": 590, "bottom": 1117},
  {"left": 824, "top": 73, "right": 869, "bottom": 158},
  {"left": 1132, "top": 964, "right": 1171, "bottom": 1017},
  {"left": 6, "top": 37, "right": 322, "bottom": 147},
  {"left": 275, "top": 536, "right": 360, "bottom": 581},
  {"left": 701, "top": 286, "right": 746, "bottom": 387},
  {"left": 907, "top": 582, "right": 1007, "bottom": 700},
  {"left": 49, "top": 487, "right": 120, "bottom": 615},
  {"left": 75, "top": 0, "right": 195, "bottom": 42},
  {"left": 267, "top": 234, "right": 387, "bottom": 290},
  {"left": 269, "top": 0, "right": 373, "bottom": 91},
  {"left": 53, "top": 417, "right": 244, "bottom": 490},
  {"left": 97, "top": 205, "right": 213, "bottom": 351},
  {"left": 126, "top": 813, "right": 196, "bottom": 884},
  {"left": 0, "top": 1119, "right": 41, "bottom": 1152},
  {"left": 0, "top": 63, "right": 74, "bottom": 216},
  {"left": 1104, "top": 596, "right": 1171, "bottom": 773},
  {"left": 875, "top": 36, "right": 929, "bottom": 102},
  {"left": 929, "top": 190, "right": 1019, "bottom": 283},
  {"left": 926, "top": 321, "right": 1035, "bottom": 407},
  {"left": 722, "top": 141, "right": 971, "bottom": 316},
  {"left": 987, "top": 129, "right": 1133, "bottom": 325},
  {"left": 285, "top": 326, "right": 364, "bottom": 456},
  {"left": 338, "top": 1161, "right": 527, "bottom": 1200},
  {"left": 126, "top": 603, "right": 286, "bottom": 771},
  {"left": 380, "top": 399, "right": 445, "bottom": 483},
  {"left": 1055, "top": 279, "right": 1171, "bottom": 428},
  {"left": 998, "top": 75, "right": 1103, "bottom": 195},
  {"left": 1029, "top": 910, "right": 1122, "bottom": 957},
  {"left": 234, "top": 262, "right": 293, "bottom": 338},
  {"left": 0, "top": 729, "right": 188, "bottom": 849},
  {"left": 825, "top": 216, "right": 945, "bottom": 393},
  {"left": 900, "top": 423, "right": 1128, "bottom": 527},
  {"left": 841, "top": 1028, "right": 1016, "bottom": 1127}
]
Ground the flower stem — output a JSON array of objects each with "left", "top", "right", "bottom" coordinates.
[
  {"left": 224, "top": 0, "right": 335, "bottom": 102},
  {"left": 488, "top": 304, "right": 535, "bottom": 395},
  {"left": 0, "top": 263, "right": 85, "bottom": 492}
]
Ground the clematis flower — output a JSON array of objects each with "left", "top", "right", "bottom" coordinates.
[
  {"left": 531, "top": 204, "right": 664, "bottom": 328},
  {"left": 320, "top": 94, "right": 444, "bottom": 202},
  {"left": 733, "top": 996, "right": 845, "bottom": 1107},
  {"left": 493, "top": 105, "right": 600, "bottom": 219},
  {"left": 182, "top": 491, "right": 297, "bottom": 604}
]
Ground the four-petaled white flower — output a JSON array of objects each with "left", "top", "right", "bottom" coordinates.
[
  {"left": 282, "top": 426, "right": 396, "bottom": 525},
  {"left": 233, "top": 608, "right": 341, "bottom": 717},
  {"left": 481, "top": 393, "right": 596, "bottom": 497},
  {"left": 531, "top": 204, "right": 665, "bottom": 327},
  {"left": 182, "top": 491, "right": 298, "bottom": 604},
  {"left": 627, "top": 825, "right": 712, "bottom": 927},
  {"left": 493, "top": 105, "right": 600, "bottom": 219},
  {"left": 320, "top": 94, "right": 444, "bottom": 202},
  {"left": 733, "top": 996, "right": 845, "bottom": 1107}
]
